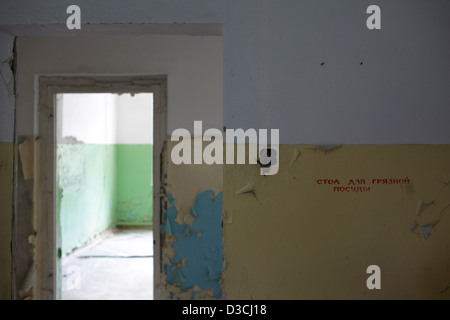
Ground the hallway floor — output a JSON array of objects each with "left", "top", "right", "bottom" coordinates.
[{"left": 61, "top": 228, "right": 153, "bottom": 300}]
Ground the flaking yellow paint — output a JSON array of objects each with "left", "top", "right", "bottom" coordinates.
[
  {"left": 162, "top": 138, "right": 223, "bottom": 299},
  {"left": 0, "top": 142, "right": 14, "bottom": 299},
  {"left": 223, "top": 145, "right": 450, "bottom": 299},
  {"left": 165, "top": 138, "right": 223, "bottom": 227}
]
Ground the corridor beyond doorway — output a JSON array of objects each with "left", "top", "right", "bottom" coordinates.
[
  {"left": 56, "top": 92, "right": 154, "bottom": 299},
  {"left": 61, "top": 228, "right": 153, "bottom": 300}
]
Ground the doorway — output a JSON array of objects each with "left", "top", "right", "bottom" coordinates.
[
  {"left": 56, "top": 92, "right": 153, "bottom": 299},
  {"left": 35, "top": 77, "right": 167, "bottom": 300}
]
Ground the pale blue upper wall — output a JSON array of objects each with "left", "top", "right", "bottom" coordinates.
[
  {"left": 0, "top": 0, "right": 225, "bottom": 24},
  {"left": 223, "top": 0, "right": 450, "bottom": 144},
  {"left": 1, "top": 0, "right": 450, "bottom": 144}
]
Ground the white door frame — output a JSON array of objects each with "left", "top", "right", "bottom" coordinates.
[{"left": 35, "top": 76, "right": 167, "bottom": 300}]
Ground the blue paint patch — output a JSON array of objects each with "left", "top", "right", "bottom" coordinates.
[
  {"left": 418, "top": 203, "right": 427, "bottom": 215},
  {"left": 163, "top": 191, "right": 223, "bottom": 299},
  {"left": 173, "top": 269, "right": 186, "bottom": 284},
  {"left": 421, "top": 225, "right": 434, "bottom": 240},
  {"left": 184, "top": 225, "right": 190, "bottom": 236},
  {"left": 161, "top": 205, "right": 177, "bottom": 236},
  {"left": 167, "top": 193, "right": 176, "bottom": 206},
  {"left": 411, "top": 202, "right": 435, "bottom": 240},
  {"left": 165, "top": 264, "right": 175, "bottom": 284},
  {"left": 161, "top": 219, "right": 173, "bottom": 236}
]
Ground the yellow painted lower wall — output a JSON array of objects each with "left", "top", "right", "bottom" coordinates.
[
  {"left": 223, "top": 145, "right": 450, "bottom": 299},
  {"left": 0, "top": 142, "right": 13, "bottom": 299}
]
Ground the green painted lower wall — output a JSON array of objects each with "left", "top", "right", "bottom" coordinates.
[
  {"left": 0, "top": 142, "right": 13, "bottom": 299},
  {"left": 57, "top": 144, "right": 117, "bottom": 256},
  {"left": 115, "top": 144, "right": 153, "bottom": 226},
  {"left": 57, "top": 144, "right": 153, "bottom": 257}
]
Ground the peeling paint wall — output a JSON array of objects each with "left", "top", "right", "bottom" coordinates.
[
  {"left": 56, "top": 94, "right": 116, "bottom": 257},
  {"left": 0, "top": 31, "right": 15, "bottom": 300},
  {"left": 14, "top": 34, "right": 223, "bottom": 299},
  {"left": 0, "top": 142, "right": 14, "bottom": 299},
  {"left": 6, "top": 0, "right": 449, "bottom": 300},
  {"left": 223, "top": 145, "right": 450, "bottom": 299},
  {"left": 163, "top": 190, "right": 223, "bottom": 299},
  {"left": 0, "top": 32, "right": 15, "bottom": 143},
  {"left": 161, "top": 139, "right": 223, "bottom": 299},
  {"left": 16, "top": 136, "right": 35, "bottom": 299},
  {"left": 57, "top": 143, "right": 117, "bottom": 256}
]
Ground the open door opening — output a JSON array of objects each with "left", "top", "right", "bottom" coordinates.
[
  {"left": 34, "top": 77, "right": 167, "bottom": 300},
  {"left": 56, "top": 92, "right": 154, "bottom": 300}
]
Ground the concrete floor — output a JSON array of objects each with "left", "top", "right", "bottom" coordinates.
[{"left": 61, "top": 228, "right": 153, "bottom": 300}]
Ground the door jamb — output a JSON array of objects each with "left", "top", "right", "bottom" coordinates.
[{"left": 35, "top": 76, "right": 167, "bottom": 300}]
